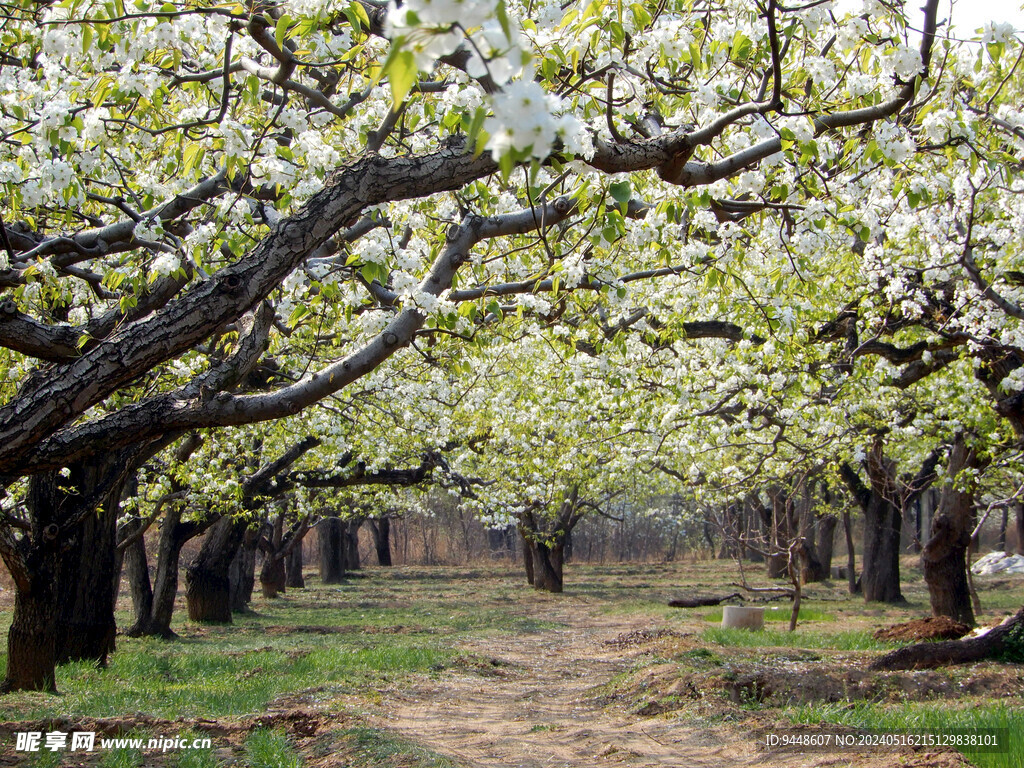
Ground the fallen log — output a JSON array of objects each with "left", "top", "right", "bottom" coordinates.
[
  {"left": 668, "top": 593, "right": 744, "bottom": 608},
  {"left": 869, "top": 608, "right": 1024, "bottom": 671}
]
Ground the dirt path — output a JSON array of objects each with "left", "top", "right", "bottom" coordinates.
[{"left": 375, "top": 602, "right": 969, "bottom": 768}]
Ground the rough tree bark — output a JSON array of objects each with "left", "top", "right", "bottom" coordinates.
[
  {"left": 259, "top": 512, "right": 309, "bottom": 598},
  {"left": 229, "top": 526, "right": 259, "bottom": 612},
  {"left": 345, "top": 518, "right": 361, "bottom": 570},
  {"left": 1016, "top": 502, "right": 1024, "bottom": 556},
  {"left": 186, "top": 517, "right": 247, "bottom": 623},
  {"left": 259, "top": 514, "right": 288, "bottom": 598},
  {"left": 318, "top": 516, "right": 347, "bottom": 584},
  {"left": 120, "top": 516, "right": 154, "bottom": 638},
  {"left": 841, "top": 439, "right": 940, "bottom": 604},
  {"left": 517, "top": 488, "right": 585, "bottom": 593},
  {"left": 286, "top": 538, "right": 305, "bottom": 588},
  {"left": 124, "top": 433, "right": 211, "bottom": 637},
  {"left": 922, "top": 434, "right": 986, "bottom": 626},
  {"left": 369, "top": 516, "right": 392, "bottom": 566}
]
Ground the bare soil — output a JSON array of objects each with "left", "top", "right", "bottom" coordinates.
[
  {"left": 874, "top": 617, "right": 973, "bottom": 643},
  {"left": 371, "top": 597, "right": 973, "bottom": 768}
]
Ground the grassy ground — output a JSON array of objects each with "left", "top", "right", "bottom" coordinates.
[{"left": 0, "top": 557, "right": 1020, "bottom": 767}]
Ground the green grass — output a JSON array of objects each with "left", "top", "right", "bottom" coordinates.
[
  {"left": 702, "top": 626, "right": 896, "bottom": 651},
  {"left": 18, "top": 750, "right": 62, "bottom": 768},
  {"left": 98, "top": 733, "right": 144, "bottom": 768},
  {"left": 0, "top": 642, "right": 450, "bottom": 721},
  {"left": 341, "top": 727, "right": 459, "bottom": 768},
  {"left": 245, "top": 729, "right": 303, "bottom": 768},
  {"left": 700, "top": 606, "right": 835, "bottom": 623},
  {"left": 788, "top": 701, "right": 1023, "bottom": 768},
  {"left": 172, "top": 736, "right": 222, "bottom": 768}
]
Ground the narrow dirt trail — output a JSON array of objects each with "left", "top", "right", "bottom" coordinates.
[{"left": 374, "top": 601, "right": 965, "bottom": 768}]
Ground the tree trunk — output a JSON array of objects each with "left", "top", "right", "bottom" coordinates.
[
  {"left": 1016, "top": 502, "right": 1024, "bottom": 556},
  {"left": 521, "top": 530, "right": 535, "bottom": 585},
  {"left": 842, "top": 445, "right": 907, "bottom": 604},
  {"left": 122, "top": 516, "right": 155, "bottom": 638},
  {"left": 318, "top": 517, "right": 347, "bottom": 584},
  {"left": 147, "top": 512, "right": 196, "bottom": 636},
  {"left": 258, "top": 514, "right": 287, "bottom": 598},
  {"left": 816, "top": 514, "right": 837, "bottom": 573},
  {"left": 842, "top": 509, "right": 860, "bottom": 594},
  {"left": 923, "top": 436, "right": 984, "bottom": 626},
  {"left": 370, "top": 517, "right": 392, "bottom": 566},
  {"left": 345, "top": 519, "right": 361, "bottom": 570},
  {"left": 527, "top": 539, "right": 564, "bottom": 593},
  {"left": 1, "top": 450, "right": 141, "bottom": 690},
  {"left": 860, "top": 494, "right": 904, "bottom": 603},
  {"left": 767, "top": 491, "right": 793, "bottom": 579},
  {"left": 260, "top": 556, "right": 286, "bottom": 598},
  {"left": 54, "top": 503, "right": 120, "bottom": 665},
  {"left": 517, "top": 493, "right": 581, "bottom": 593},
  {"left": 1, "top": 480, "right": 60, "bottom": 692},
  {"left": 230, "top": 527, "right": 259, "bottom": 611},
  {"left": 186, "top": 517, "right": 246, "bottom": 623},
  {"left": 52, "top": 453, "right": 129, "bottom": 666},
  {"left": 2, "top": 581, "right": 58, "bottom": 692},
  {"left": 286, "top": 538, "right": 305, "bottom": 588}
]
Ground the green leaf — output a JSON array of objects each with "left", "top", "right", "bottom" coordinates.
[
  {"left": 383, "top": 47, "right": 417, "bottom": 106},
  {"left": 181, "top": 143, "right": 204, "bottom": 177},
  {"left": 609, "top": 180, "right": 631, "bottom": 205},
  {"left": 348, "top": 1, "right": 370, "bottom": 29},
  {"left": 275, "top": 14, "right": 292, "bottom": 52},
  {"left": 496, "top": 0, "right": 512, "bottom": 38}
]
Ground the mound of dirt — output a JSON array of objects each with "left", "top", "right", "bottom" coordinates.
[
  {"left": 617, "top": 659, "right": 1024, "bottom": 715},
  {"left": 604, "top": 628, "right": 689, "bottom": 648},
  {"left": 873, "top": 617, "right": 972, "bottom": 643}
]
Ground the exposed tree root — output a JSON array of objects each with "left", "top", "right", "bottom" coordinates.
[{"left": 869, "top": 608, "right": 1024, "bottom": 671}]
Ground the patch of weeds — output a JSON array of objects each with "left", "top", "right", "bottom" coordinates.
[
  {"left": 0, "top": 641, "right": 452, "bottom": 721},
  {"left": 787, "top": 701, "right": 1022, "bottom": 768},
  {"left": 677, "top": 647, "right": 723, "bottom": 667},
  {"left": 703, "top": 627, "right": 894, "bottom": 651},
  {"left": 18, "top": 750, "right": 62, "bottom": 768},
  {"left": 342, "top": 727, "right": 459, "bottom": 768},
  {"left": 995, "top": 616, "right": 1024, "bottom": 663},
  {"left": 171, "top": 731, "right": 222, "bottom": 768},
  {"left": 528, "top": 724, "right": 558, "bottom": 733},
  {"left": 245, "top": 729, "right": 303, "bottom": 768},
  {"left": 99, "top": 743, "right": 144, "bottom": 768}
]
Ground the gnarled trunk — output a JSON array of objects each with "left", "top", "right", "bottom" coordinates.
[
  {"left": 3, "top": 580, "right": 58, "bottom": 692},
  {"left": 370, "top": 517, "right": 392, "bottom": 566},
  {"left": 122, "top": 516, "right": 155, "bottom": 637},
  {"left": 318, "top": 517, "right": 347, "bottom": 583},
  {"left": 517, "top": 489, "right": 583, "bottom": 593},
  {"left": 53, "top": 453, "right": 128, "bottom": 666},
  {"left": 522, "top": 531, "right": 535, "bottom": 585},
  {"left": 186, "top": 517, "right": 246, "bottom": 623},
  {"left": 345, "top": 518, "right": 361, "bottom": 570},
  {"left": 527, "top": 539, "right": 564, "bottom": 593},
  {"left": 860, "top": 493, "right": 904, "bottom": 603},
  {"left": 286, "top": 538, "right": 305, "bottom": 588},
  {"left": 230, "top": 527, "right": 259, "bottom": 611},
  {"left": 923, "top": 436, "right": 984, "bottom": 626}
]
